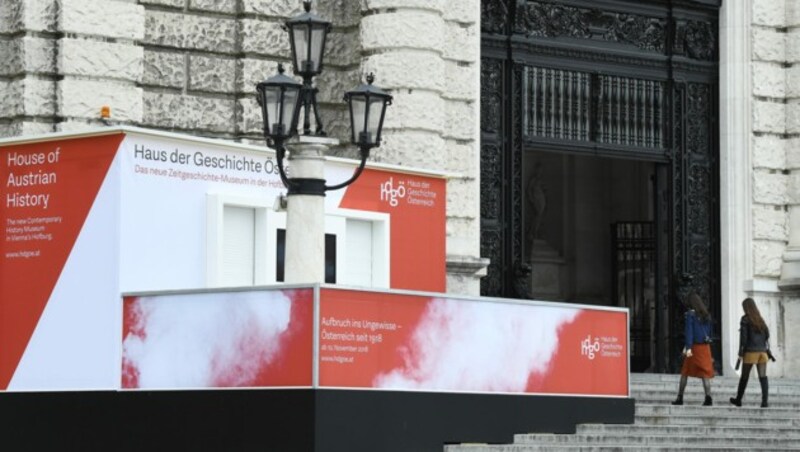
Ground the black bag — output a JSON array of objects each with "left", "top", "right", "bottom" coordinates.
[
  {"left": 767, "top": 349, "right": 777, "bottom": 362},
  {"left": 766, "top": 340, "right": 777, "bottom": 362}
]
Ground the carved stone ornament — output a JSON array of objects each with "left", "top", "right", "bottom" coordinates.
[
  {"left": 480, "top": 229, "right": 504, "bottom": 296},
  {"left": 514, "top": 1, "right": 666, "bottom": 53},
  {"left": 605, "top": 14, "right": 665, "bottom": 52},
  {"left": 511, "top": 65, "right": 524, "bottom": 272},
  {"left": 480, "top": 59, "right": 503, "bottom": 133},
  {"left": 480, "top": 144, "right": 502, "bottom": 220},
  {"left": 481, "top": 0, "right": 509, "bottom": 34},
  {"left": 513, "top": 264, "right": 533, "bottom": 299},
  {"left": 515, "top": 2, "right": 592, "bottom": 39},
  {"left": 678, "top": 20, "right": 716, "bottom": 61},
  {"left": 672, "top": 83, "right": 714, "bottom": 310}
]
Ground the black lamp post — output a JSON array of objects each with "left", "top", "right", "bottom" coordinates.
[
  {"left": 256, "top": 0, "right": 393, "bottom": 196},
  {"left": 285, "top": 0, "right": 331, "bottom": 136},
  {"left": 255, "top": 0, "right": 393, "bottom": 284},
  {"left": 330, "top": 73, "right": 393, "bottom": 190},
  {"left": 255, "top": 63, "right": 301, "bottom": 188}
]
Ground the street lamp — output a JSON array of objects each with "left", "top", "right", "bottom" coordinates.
[
  {"left": 256, "top": 0, "right": 392, "bottom": 283},
  {"left": 330, "top": 73, "right": 393, "bottom": 190},
  {"left": 255, "top": 63, "right": 301, "bottom": 188},
  {"left": 285, "top": 0, "right": 330, "bottom": 136},
  {"left": 256, "top": 1, "right": 393, "bottom": 196}
]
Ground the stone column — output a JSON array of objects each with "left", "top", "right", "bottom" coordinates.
[
  {"left": 781, "top": 0, "right": 800, "bottom": 291},
  {"left": 777, "top": 0, "right": 800, "bottom": 379},
  {"left": 283, "top": 136, "right": 338, "bottom": 284},
  {"left": 779, "top": 211, "right": 800, "bottom": 288},
  {"left": 360, "top": 0, "right": 484, "bottom": 295}
]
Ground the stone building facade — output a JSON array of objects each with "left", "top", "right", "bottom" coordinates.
[{"left": 1, "top": 0, "right": 800, "bottom": 377}]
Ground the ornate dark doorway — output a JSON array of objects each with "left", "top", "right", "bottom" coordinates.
[{"left": 480, "top": 0, "right": 721, "bottom": 373}]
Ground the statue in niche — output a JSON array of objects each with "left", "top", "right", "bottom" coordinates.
[{"left": 525, "top": 161, "right": 547, "bottom": 261}]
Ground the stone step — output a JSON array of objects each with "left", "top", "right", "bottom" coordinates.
[
  {"left": 510, "top": 432, "right": 799, "bottom": 448},
  {"left": 632, "top": 395, "right": 800, "bottom": 408},
  {"left": 446, "top": 445, "right": 800, "bottom": 451},
  {"left": 443, "top": 376, "right": 800, "bottom": 451},
  {"left": 631, "top": 378, "right": 800, "bottom": 389},
  {"left": 635, "top": 399, "right": 800, "bottom": 409},
  {"left": 631, "top": 374, "right": 800, "bottom": 384},
  {"left": 633, "top": 377, "right": 800, "bottom": 386},
  {"left": 633, "top": 391, "right": 800, "bottom": 399},
  {"left": 635, "top": 413, "right": 799, "bottom": 427},
  {"left": 633, "top": 391, "right": 800, "bottom": 401},
  {"left": 632, "top": 391, "right": 800, "bottom": 401},
  {"left": 635, "top": 403, "right": 800, "bottom": 418},
  {"left": 632, "top": 383, "right": 800, "bottom": 395},
  {"left": 632, "top": 386, "right": 800, "bottom": 395},
  {"left": 577, "top": 423, "right": 800, "bottom": 437}
]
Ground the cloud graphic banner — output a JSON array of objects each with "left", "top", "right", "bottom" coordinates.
[
  {"left": 318, "top": 288, "right": 629, "bottom": 396},
  {"left": 118, "top": 287, "right": 627, "bottom": 395},
  {"left": 122, "top": 288, "right": 313, "bottom": 389}
]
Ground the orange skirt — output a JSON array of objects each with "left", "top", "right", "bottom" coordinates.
[{"left": 680, "top": 343, "right": 715, "bottom": 378}]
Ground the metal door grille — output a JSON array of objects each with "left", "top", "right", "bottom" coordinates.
[
  {"left": 597, "top": 76, "right": 664, "bottom": 148},
  {"left": 612, "top": 221, "right": 656, "bottom": 372},
  {"left": 523, "top": 67, "right": 665, "bottom": 149}
]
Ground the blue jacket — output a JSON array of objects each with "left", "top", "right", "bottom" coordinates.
[{"left": 684, "top": 310, "right": 712, "bottom": 349}]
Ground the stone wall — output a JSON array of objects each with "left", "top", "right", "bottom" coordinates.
[
  {"left": 138, "top": 0, "right": 362, "bottom": 141},
  {"left": 0, "top": 0, "right": 483, "bottom": 294},
  {"left": 747, "top": 0, "right": 800, "bottom": 377},
  {"left": 751, "top": 0, "right": 789, "bottom": 279}
]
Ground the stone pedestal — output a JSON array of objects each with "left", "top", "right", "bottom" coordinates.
[
  {"left": 779, "top": 248, "right": 800, "bottom": 290},
  {"left": 530, "top": 239, "right": 565, "bottom": 300},
  {"left": 780, "top": 208, "right": 800, "bottom": 290},
  {"left": 283, "top": 135, "right": 339, "bottom": 284}
]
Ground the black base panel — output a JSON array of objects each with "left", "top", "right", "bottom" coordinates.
[{"left": 0, "top": 389, "right": 634, "bottom": 451}]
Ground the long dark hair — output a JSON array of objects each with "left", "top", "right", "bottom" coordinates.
[
  {"left": 742, "top": 297, "right": 768, "bottom": 333},
  {"left": 688, "top": 292, "right": 710, "bottom": 322}
]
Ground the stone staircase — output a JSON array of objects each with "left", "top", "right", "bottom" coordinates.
[{"left": 445, "top": 373, "right": 800, "bottom": 451}]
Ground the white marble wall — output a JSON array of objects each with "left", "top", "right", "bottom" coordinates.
[{"left": 724, "top": 0, "right": 800, "bottom": 377}]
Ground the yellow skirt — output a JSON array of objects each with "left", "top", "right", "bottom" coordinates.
[{"left": 743, "top": 352, "right": 768, "bottom": 365}]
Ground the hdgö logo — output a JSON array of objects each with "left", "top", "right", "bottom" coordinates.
[
  {"left": 581, "top": 334, "right": 600, "bottom": 360},
  {"left": 380, "top": 177, "right": 406, "bottom": 207}
]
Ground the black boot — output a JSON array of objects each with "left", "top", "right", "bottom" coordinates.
[
  {"left": 760, "top": 377, "right": 769, "bottom": 408},
  {"left": 672, "top": 376, "right": 687, "bottom": 406},
  {"left": 729, "top": 368, "right": 749, "bottom": 407},
  {"left": 703, "top": 395, "right": 713, "bottom": 406}
]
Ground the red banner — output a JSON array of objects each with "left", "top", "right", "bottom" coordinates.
[
  {"left": 318, "top": 288, "right": 628, "bottom": 396},
  {"left": 121, "top": 289, "right": 314, "bottom": 389},
  {"left": 0, "top": 134, "right": 122, "bottom": 389},
  {"left": 339, "top": 169, "right": 446, "bottom": 292}
]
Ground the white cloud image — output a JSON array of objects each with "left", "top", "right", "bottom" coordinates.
[
  {"left": 122, "top": 290, "right": 292, "bottom": 388},
  {"left": 374, "top": 298, "right": 579, "bottom": 392}
]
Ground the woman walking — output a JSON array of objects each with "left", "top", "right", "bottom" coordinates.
[
  {"left": 730, "top": 297, "right": 772, "bottom": 408},
  {"left": 672, "top": 292, "right": 715, "bottom": 406}
]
